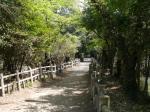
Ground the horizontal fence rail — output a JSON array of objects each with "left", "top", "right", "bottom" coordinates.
[{"left": 0, "top": 59, "right": 80, "bottom": 97}]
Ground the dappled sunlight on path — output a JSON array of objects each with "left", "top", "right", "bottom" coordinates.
[{"left": 0, "top": 60, "right": 95, "bottom": 112}]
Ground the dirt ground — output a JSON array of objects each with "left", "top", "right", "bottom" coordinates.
[
  {"left": 0, "top": 61, "right": 95, "bottom": 112},
  {"left": 100, "top": 71, "right": 150, "bottom": 112}
]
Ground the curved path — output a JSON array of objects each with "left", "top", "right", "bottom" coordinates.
[{"left": 0, "top": 61, "right": 95, "bottom": 112}]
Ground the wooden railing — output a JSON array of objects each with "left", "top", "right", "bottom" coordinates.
[
  {"left": 89, "top": 60, "right": 111, "bottom": 112},
  {"left": 0, "top": 59, "right": 80, "bottom": 97}
]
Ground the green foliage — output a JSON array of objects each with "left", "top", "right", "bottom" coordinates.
[
  {"left": 16, "top": 0, "right": 53, "bottom": 35},
  {"left": 0, "top": 0, "right": 83, "bottom": 72},
  {"left": 87, "top": 38, "right": 105, "bottom": 52},
  {"left": 83, "top": 0, "right": 150, "bottom": 98}
]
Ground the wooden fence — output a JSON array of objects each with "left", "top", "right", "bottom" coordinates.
[
  {"left": 0, "top": 60, "right": 80, "bottom": 97},
  {"left": 89, "top": 60, "right": 111, "bottom": 112}
]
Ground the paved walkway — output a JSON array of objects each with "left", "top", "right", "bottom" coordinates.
[{"left": 0, "top": 61, "right": 95, "bottom": 112}]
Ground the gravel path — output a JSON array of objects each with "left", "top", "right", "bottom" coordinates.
[{"left": 0, "top": 62, "right": 95, "bottom": 112}]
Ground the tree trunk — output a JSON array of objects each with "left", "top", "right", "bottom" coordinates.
[
  {"left": 19, "top": 53, "right": 26, "bottom": 72},
  {"left": 122, "top": 53, "right": 139, "bottom": 100},
  {"left": 143, "top": 51, "right": 150, "bottom": 96}
]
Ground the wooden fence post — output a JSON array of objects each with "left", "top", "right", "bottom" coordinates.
[
  {"left": 51, "top": 65, "right": 56, "bottom": 79},
  {"left": 12, "top": 81, "right": 16, "bottom": 92},
  {"left": 60, "top": 64, "right": 64, "bottom": 74},
  {"left": 7, "top": 85, "right": 10, "bottom": 94},
  {"left": 29, "top": 67, "right": 33, "bottom": 85},
  {"left": 99, "top": 95, "right": 110, "bottom": 112},
  {"left": 61, "top": 64, "right": 64, "bottom": 70},
  {"left": 0, "top": 73, "right": 5, "bottom": 97},
  {"left": 47, "top": 66, "right": 50, "bottom": 79},
  {"left": 17, "top": 72, "right": 21, "bottom": 91},
  {"left": 39, "top": 66, "right": 42, "bottom": 79},
  {"left": 54, "top": 65, "right": 56, "bottom": 72},
  {"left": 93, "top": 71, "right": 97, "bottom": 78},
  {"left": 71, "top": 61, "right": 74, "bottom": 68},
  {"left": 43, "top": 67, "right": 46, "bottom": 79}
]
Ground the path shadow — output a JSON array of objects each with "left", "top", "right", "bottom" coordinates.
[
  {"left": 12, "top": 62, "right": 95, "bottom": 112},
  {"left": 23, "top": 74, "right": 95, "bottom": 112}
]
